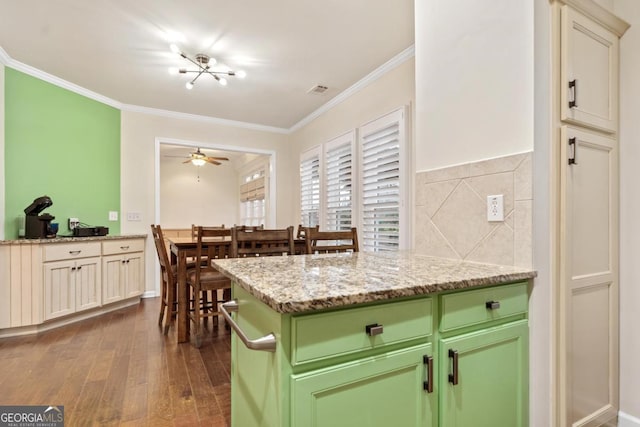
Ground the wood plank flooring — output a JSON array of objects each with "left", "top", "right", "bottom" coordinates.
[{"left": 0, "top": 297, "right": 231, "bottom": 426}]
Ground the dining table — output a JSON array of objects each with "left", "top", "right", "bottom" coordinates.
[{"left": 168, "top": 235, "right": 306, "bottom": 343}]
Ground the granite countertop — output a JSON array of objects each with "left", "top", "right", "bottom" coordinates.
[
  {"left": 213, "top": 251, "right": 536, "bottom": 314},
  {"left": 0, "top": 234, "right": 147, "bottom": 245}
]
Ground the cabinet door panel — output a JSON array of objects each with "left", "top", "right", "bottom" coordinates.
[
  {"left": 125, "top": 253, "right": 144, "bottom": 298},
  {"left": 561, "top": 5, "right": 618, "bottom": 133},
  {"left": 44, "top": 260, "right": 75, "bottom": 320},
  {"left": 439, "top": 321, "right": 528, "bottom": 427},
  {"left": 75, "top": 258, "right": 101, "bottom": 311},
  {"left": 292, "top": 344, "right": 435, "bottom": 427},
  {"left": 102, "top": 255, "right": 125, "bottom": 304}
]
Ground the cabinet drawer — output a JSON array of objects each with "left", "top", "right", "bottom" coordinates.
[
  {"left": 43, "top": 242, "right": 101, "bottom": 262},
  {"left": 102, "top": 239, "right": 145, "bottom": 255},
  {"left": 291, "top": 298, "right": 433, "bottom": 366},
  {"left": 440, "top": 282, "right": 528, "bottom": 332}
]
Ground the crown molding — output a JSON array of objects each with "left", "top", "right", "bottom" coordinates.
[
  {"left": 3, "top": 53, "right": 122, "bottom": 109},
  {"left": 122, "top": 104, "right": 289, "bottom": 134},
  {"left": 288, "top": 44, "right": 415, "bottom": 133},
  {"left": 0, "top": 47, "right": 10, "bottom": 65},
  {"left": 559, "top": 0, "right": 630, "bottom": 36}
]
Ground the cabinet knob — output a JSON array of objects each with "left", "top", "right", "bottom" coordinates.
[
  {"left": 365, "top": 323, "right": 383, "bottom": 337},
  {"left": 485, "top": 300, "right": 501, "bottom": 310}
]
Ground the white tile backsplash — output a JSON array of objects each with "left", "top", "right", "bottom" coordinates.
[{"left": 415, "top": 152, "right": 532, "bottom": 268}]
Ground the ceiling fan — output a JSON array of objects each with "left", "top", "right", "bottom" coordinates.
[{"left": 168, "top": 148, "right": 230, "bottom": 166}]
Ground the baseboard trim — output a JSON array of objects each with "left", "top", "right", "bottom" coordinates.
[
  {"left": 0, "top": 297, "right": 141, "bottom": 338},
  {"left": 620, "top": 412, "right": 640, "bottom": 427}
]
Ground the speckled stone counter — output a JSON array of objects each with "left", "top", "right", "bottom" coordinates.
[
  {"left": 0, "top": 234, "right": 147, "bottom": 245},
  {"left": 213, "top": 251, "right": 536, "bottom": 314}
]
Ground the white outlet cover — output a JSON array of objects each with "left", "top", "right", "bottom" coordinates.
[
  {"left": 127, "top": 212, "right": 142, "bottom": 221},
  {"left": 108, "top": 211, "right": 118, "bottom": 221},
  {"left": 487, "top": 195, "right": 504, "bottom": 222}
]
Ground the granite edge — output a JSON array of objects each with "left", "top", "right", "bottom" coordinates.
[
  {"left": 214, "top": 262, "right": 536, "bottom": 315},
  {"left": 0, "top": 234, "right": 148, "bottom": 245}
]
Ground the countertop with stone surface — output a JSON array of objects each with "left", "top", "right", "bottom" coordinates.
[
  {"left": 0, "top": 234, "right": 147, "bottom": 245},
  {"left": 213, "top": 251, "right": 536, "bottom": 314}
]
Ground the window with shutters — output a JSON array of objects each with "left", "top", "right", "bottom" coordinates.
[
  {"left": 358, "top": 109, "right": 405, "bottom": 252},
  {"left": 324, "top": 131, "right": 355, "bottom": 231},
  {"left": 298, "top": 107, "right": 407, "bottom": 251},
  {"left": 300, "top": 148, "right": 321, "bottom": 227},
  {"left": 240, "top": 169, "right": 266, "bottom": 226}
]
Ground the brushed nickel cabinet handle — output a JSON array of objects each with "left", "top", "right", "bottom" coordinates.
[
  {"left": 569, "top": 79, "right": 578, "bottom": 108},
  {"left": 220, "top": 300, "right": 276, "bottom": 352},
  {"left": 423, "top": 355, "right": 434, "bottom": 393},
  {"left": 365, "top": 323, "right": 384, "bottom": 337},
  {"left": 485, "top": 300, "right": 501, "bottom": 310},
  {"left": 449, "top": 349, "right": 459, "bottom": 385}
]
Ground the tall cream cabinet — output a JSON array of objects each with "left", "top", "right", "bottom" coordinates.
[
  {"left": 554, "top": 2, "right": 629, "bottom": 426},
  {"left": 0, "top": 235, "right": 146, "bottom": 337}
]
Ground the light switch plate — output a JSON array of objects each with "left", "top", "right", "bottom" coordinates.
[
  {"left": 108, "top": 211, "right": 118, "bottom": 221},
  {"left": 487, "top": 195, "right": 504, "bottom": 222},
  {"left": 127, "top": 212, "right": 142, "bottom": 221}
]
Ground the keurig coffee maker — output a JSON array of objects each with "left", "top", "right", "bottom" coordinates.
[{"left": 24, "top": 195, "right": 56, "bottom": 239}]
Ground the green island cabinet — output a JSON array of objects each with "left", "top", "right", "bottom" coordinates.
[{"left": 228, "top": 281, "right": 529, "bottom": 427}]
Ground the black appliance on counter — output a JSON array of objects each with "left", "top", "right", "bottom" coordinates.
[{"left": 24, "top": 195, "right": 56, "bottom": 239}]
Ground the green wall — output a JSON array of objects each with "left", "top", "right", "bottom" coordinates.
[{"left": 4, "top": 68, "right": 121, "bottom": 239}]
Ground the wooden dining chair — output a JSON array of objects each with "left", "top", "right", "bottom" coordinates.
[
  {"left": 151, "top": 224, "right": 179, "bottom": 334},
  {"left": 186, "top": 226, "right": 232, "bottom": 347},
  {"left": 231, "top": 226, "right": 295, "bottom": 257},
  {"left": 296, "top": 224, "right": 318, "bottom": 239},
  {"left": 192, "top": 224, "right": 226, "bottom": 239},
  {"left": 305, "top": 227, "right": 359, "bottom": 254}
]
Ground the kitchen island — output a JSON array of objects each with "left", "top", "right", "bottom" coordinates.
[{"left": 214, "top": 252, "right": 536, "bottom": 427}]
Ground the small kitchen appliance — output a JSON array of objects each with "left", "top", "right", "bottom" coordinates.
[{"left": 24, "top": 195, "right": 56, "bottom": 239}]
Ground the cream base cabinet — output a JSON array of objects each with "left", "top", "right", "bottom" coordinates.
[
  {"left": 43, "top": 257, "right": 101, "bottom": 320},
  {"left": 42, "top": 242, "right": 102, "bottom": 321},
  {"left": 102, "top": 239, "right": 145, "bottom": 304}
]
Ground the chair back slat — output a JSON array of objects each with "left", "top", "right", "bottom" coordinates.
[
  {"left": 305, "top": 227, "right": 359, "bottom": 254},
  {"left": 232, "top": 226, "right": 295, "bottom": 257}
]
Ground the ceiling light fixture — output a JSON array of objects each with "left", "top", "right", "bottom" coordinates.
[{"left": 169, "top": 43, "right": 246, "bottom": 89}]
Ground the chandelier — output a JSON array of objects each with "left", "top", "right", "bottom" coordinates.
[{"left": 168, "top": 43, "right": 246, "bottom": 90}]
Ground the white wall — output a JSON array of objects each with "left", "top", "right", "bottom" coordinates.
[
  {"left": 289, "top": 58, "right": 415, "bottom": 224},
  {"left": 0, "top": 63, "right": 4, "bottom": 240},
  {"left": 159, "top": 155, "right": 239, "bottom": 228},
  {"left": 120, "top": 111, "right": 291, "bottom": 294},
  {"left": 616, "top": 0, "right": 640, "bottom": 421},
  {"left": 415, "top": 0, "right": 534, "bottom": 171}
]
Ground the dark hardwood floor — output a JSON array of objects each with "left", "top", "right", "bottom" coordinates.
[{"left": 0, "top": 297, "right": 231, "bottom": 426}]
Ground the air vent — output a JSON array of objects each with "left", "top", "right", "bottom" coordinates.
[{"left": 307, "top": 84, "right": 329, "bottom": 95}]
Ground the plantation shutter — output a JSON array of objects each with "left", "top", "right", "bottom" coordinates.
[
  {"left": 359, "top": 110, "right": 404, "bottom": 252},
  {"left": 325, "top": 132, "right": 355, "bottom": 231},
  {"left": 300, "top": 148, "right": 321, "bottom": 227}
]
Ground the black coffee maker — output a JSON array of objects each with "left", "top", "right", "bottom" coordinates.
[{"left": 24, "top": 195, "right": 55, "bottom": 239}]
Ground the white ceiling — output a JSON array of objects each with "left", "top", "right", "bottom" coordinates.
[{"left": 0, "top": 0, "right": 414, "bottom": 130}]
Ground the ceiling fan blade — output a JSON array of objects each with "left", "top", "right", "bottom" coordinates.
[
  {"left": 163, "top": 155, "right": 189, "bottom": 158},
  {"left": 205, "top": 158, "right": 222, "bottom": 165},
  {"left": 182, "top": 159, "right": 192, "bottom": 164},
  {"left": 206, "top": 156, "right": 229, "bottom": 161}
]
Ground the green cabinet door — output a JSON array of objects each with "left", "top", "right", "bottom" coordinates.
[
  {"left": 439, "top": 320, "right": 529, "bottom": 427},
  {"left": 291, "top": 343, "right": 436, "bottom": 427}
]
